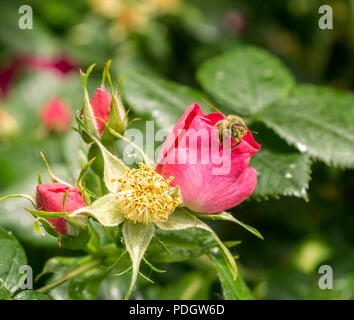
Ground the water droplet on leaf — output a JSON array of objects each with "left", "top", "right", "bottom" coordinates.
[{"left": 285, "top": 172, "right": 293, "bottom": 179}]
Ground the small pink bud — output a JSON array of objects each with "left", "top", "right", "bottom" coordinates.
[
  {"left": 224, "top": 10, "right": 245, "bottom": 35},
  {"left": 36, "top": 183, "right": 86, "bottom": 235},
  {"left": 89, "top": 86, "right": 112, "bottom": 135},
  {"left": 40, "top": 98, "right": 72, "bottom": 133},
  {"left": 0, "top": 54, "right": 77, "bottom": 100}
]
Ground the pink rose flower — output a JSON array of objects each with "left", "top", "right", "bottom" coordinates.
[
  {"left": 156, "top": 103, "right": 260, "bottom": 214},
  {"left": 40, "top": 98, "right": 72, "bottom": 133},
  {"left": 36, "top": 183, "right": 86, "bottom": 235}
]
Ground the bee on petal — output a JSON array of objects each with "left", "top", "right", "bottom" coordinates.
[{"left": 215, "top": 114, "right": 248, "bottom": 150}]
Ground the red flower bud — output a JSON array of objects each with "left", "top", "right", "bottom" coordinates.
[
  {"left": 89, "top": 86, "right": 112, "bottom": 135},
  {"left": 40, "top": 98, "right": 72, "bottom": 133},
  {"left": 36, "top": 183, "right": 86, "bottom": 235},
  {"left": 0, "top": 54, "right": 77, "bottom": 100}
]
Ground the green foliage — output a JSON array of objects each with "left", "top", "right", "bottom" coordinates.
[
  {"left": 208, "top": 250, "right": 254, "bottom": 300},
  {"left": 197, "top": 47, "right": 295, "bottom": 115},
  {"left": 0, "top": 227, "right": 51, "bottom": 300},
  {"left": 67, "top": 267, "right": 106, "bottom": 300},
  {"left": 250, "top": 150, "right": 311, "bottom": 199},
  {"left": 196, "top": 46, "right": 354, "bottom": 169},
  {"left": 144, "top": 272, "right": 213, "bottom": 300},
  {"left": 0, "top": 227, "right": 27, "bottom": 297},
  {"left": 36, "top": 256, "right": 106, "bottom": 300},
  {"left": 259, "top": 85, "right": 354, "bottom": 168},
  {"left": 13, "top": 290, "right": 52, "bottom": 300},
  {"left": 146, "top": 228, "right": 219, "bottom": 263},
  {"left": 120, "top": 69, "right": 212, "bottom": 129}
]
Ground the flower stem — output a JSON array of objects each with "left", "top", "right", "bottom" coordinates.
[{"left": 36, "top": 259, "right": 102, "bottom": 293}]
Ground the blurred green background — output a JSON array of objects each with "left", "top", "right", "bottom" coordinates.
[{"left": 0, "top": 0, "right": 353, "bottom": 299}]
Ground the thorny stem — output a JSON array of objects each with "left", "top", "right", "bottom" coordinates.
[{"left": 36, "top": 259, "right": 102, "bottom": 293}]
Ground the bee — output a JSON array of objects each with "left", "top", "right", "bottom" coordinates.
[
  {"left": 215, "top": 115, "right": 248, "bottom": 150},
  {"left": 203, "top": 99, "right": 253, "bottom": 150}
]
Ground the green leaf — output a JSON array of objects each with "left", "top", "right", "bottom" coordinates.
[
  {"left": 208, "top": 249, "right": 255, "bottom": 300},
  {"left": 120, "top": 69, "right": 212, "bottom": 130},
  {"left": 98, "top": 272, "right": 132, "bottom": 300},
  {"left": 68, "top": 267, "right": 106, "bottom": 300},
  {"left": 36, "top": 256, "right": 84, "bottom": 283},
  {"left": 250, "top": 150, "right": 311, "bottom": 199},
  {"left": 146, "top": 228, "right": 220, "bottom": 263},
  {"left": 36, "top": 256, "right": 101, "bottom": 300},
  {"left": 155, "top": 208, "right": 237, "bottom": 281},
  {"left": 0, "top": 283, "right": 11, "bottom": 300},
  {"left": 75, "top": 194, "right": 125, "bottom": 227},
  {"left": 259, "top": 85, "right": 354, "bottom": 168},
  {"left": 144, "top": 272, "right": 213, "bottom": 300},
  {"left": 0, "top": 227, "right": 27, "bottom": 295},
  {"left": 197, "top": 46, "right": 295, "bottom": 115},
  {"left": 122, "top": 221, "right": 155, "bottom": 299},
  {"left": 197, "top": 211, "right": 264, "bottom": 240},
  {"left": 14, "top": 290, "right": 52, "bottom": 300}
]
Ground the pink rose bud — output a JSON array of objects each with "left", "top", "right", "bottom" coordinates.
[
  {"left": 89, "top": 86, "right": 126, "bottom": 136},
  {"left": 89, "top": 86, "right": 112, "bottom": 135},
  {"left": 224, "top": 10, "right": 245, "bottom": 35},
  {"left": 36, "top": 183, "right": 86, "bottom": 235},
  {"left": 156, "top": 103, "right": 260, "bottom": 214},
  {"left": 22, "top": 54, "right": 77, "bottom": 75},
  {"left": 40, "top": 98, "right": 72, "bottom": 133},
  {"left": 0, "top": 54, "right": 77, "bottom": 100}
]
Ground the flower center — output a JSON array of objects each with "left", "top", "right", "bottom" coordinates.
[{"left": 113, "top": 163, "right": 180, "bottom": 224}]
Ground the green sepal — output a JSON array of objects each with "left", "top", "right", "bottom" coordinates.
[
  {"left": 87, "top": 143, "right": 105, "bottom": 177},
  {"left": 37, "top": 215, "right": 91, "bottom": 250},
  {"left": 60, "top": 227, "right": 91, "bottom": 251},
  {"left": 196, "top": 211, "right": 264, "bottom": 240},
  {"left": 75, "top": 115, "right": 128, "bottom": 192},
  {"left": 40, "top": 151, "right": 72, "bottom": 186},
  {"left": 74, "top": 194, "right": 125, "bottom": 227},
  {"left": 100, "top": 62, "right": 127, "bottom": 143},
  {"left": 79, "top": 63, "right": 100, "bottom": 141},
  {"left": 122, "top": 221, "right": 155, "bottom": 300},
  {"left": 76, "top": 156, "right": 98, "bottom": 205},
  {"left": 0, "top": 193, "right": 36, "bottom": 207}
]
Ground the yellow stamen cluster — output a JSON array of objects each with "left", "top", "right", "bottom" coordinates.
[{"left": 112, "top": 163, "right": 180, "bottom": 224}]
